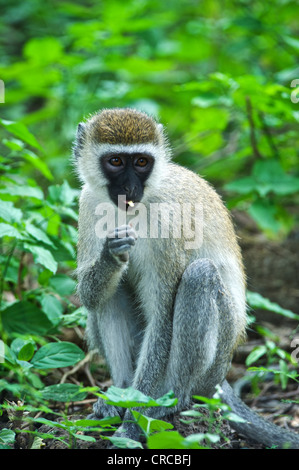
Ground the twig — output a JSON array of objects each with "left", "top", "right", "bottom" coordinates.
[
  {"left": 258, "top": 111, "right": 280, "bottom": 158},
  {"left": 245, "top": 96, "right": 262, "bottom": 159},
  {"left": 60, "top": 351, "right": 94, "bottom": 384},
  {"left": 16, "top": 252, "right": 25, "bottom": 300}
]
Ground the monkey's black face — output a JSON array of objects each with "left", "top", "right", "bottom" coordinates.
[{"left": 100, "top": 152, "right": 155, "bottom": 210}]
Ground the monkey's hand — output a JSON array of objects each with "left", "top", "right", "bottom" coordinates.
[{"left": 107, "top": 225, "right": 137, "bottom": 263}]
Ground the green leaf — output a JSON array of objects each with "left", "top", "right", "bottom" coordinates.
[
  {"left": 31, "top": 342, "right": 85, "bottom": 369},
  {"left": 147, "top": 430, "right": 202, "bottom": 449},
  {"left": 75, "top": 434, "right": 96, "bottom": 443},
  {"left": 247, "top": 291, "right": 299, "bottom": 321},
  {"left": 40, "top": 294, "right": 63, "bottom": 326},
  {"left": 100, "top": 386, "right": 177, "bottom": 408},
  {"left": 48, "top": 181, "right": 79, "bottom": 205},
  {"left": 25, "top": 223, "right": 55, "bottom": 247},
  {"left": 75, "top": 417, "right": 121, "bottom": 428},
  {"left": 10, "top": 338, "right": 36, "bottom": 361},
  {"left": 0, "top": 200, "right": 22, "bottom": 224},
  {"left": 0, "top": 343, "right": 17, "bottom": 365},
  {"left": 0, "top": 222, "right": 23, "bottom": 240},
  {"left": 41, "top": 383, "right": 87, "bottom": 402},
  {"left": 1, "top": 301, "right": 54, "bottom": 336},
  {"left": 131, "top": 410, "right": 173, "bottom": 435},
  {"left": 245, "top": 346, "right": 267, "bottom": 366},
  {"left": 0, "top": 429, "right": 16, "bottom": 444},
  {"left": 22, "top": 149, "right": 53, "bottom": 180},
  {"left": 18, "top": 343, "right": 35, "bottom": 362},
  {"left": 106, "top": 436, "right": 143, "bottom": 449},
  {"left": 23, "top": 243, "right": 57, "bottom": 273},
  {"left": 222, "top": 412, "right": 247, "bottom": 423},
  {"left": 279, "top": 360, "right": 289, "bottom": 390},
  {"left": 225, "top": 161, "right": 299, "bottom": 198},
  {"left": 248, "top": 200, "right": 281, "bottom": 235},
  {"left": 0, "top": 185, "right": 44, "bottom": 200},
  {"left": 283, "top": 35, "right": 299, "bottom": 51},
  {"left": 2, "top": 137, "right": 25, "bottom": 151},
  {"left": 49, "top": 274, "right": 76, "bottom": 296},
  {"left": 24, "top": 37, "right": 63, "bottom": 65},
  {"left": 0, "top": 119, "right": 42, "bottom": 150}
]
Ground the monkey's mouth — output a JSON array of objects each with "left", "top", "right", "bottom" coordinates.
[{"left": 125, "top": 200, "right": 136, "bottom": 211}]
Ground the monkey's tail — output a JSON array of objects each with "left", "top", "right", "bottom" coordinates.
[{"left": 220, "top": 380, "right": 299, "bottom": 449}]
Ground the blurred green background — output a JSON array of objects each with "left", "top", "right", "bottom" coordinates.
[{"left": 1, "top": 0, "right": 299, "bottom": 236}]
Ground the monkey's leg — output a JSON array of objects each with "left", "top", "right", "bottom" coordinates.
[
  {"left": 87, "top": 287, "right": 140, "bottom": 419},
  {"left": 164, "top": 258, "right": 237, "bottom": 407},
  {"left": 112, "top": 258, "right": 237, "bottom": 442}
]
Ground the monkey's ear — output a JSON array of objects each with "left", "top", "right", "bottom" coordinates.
[
  {"left": 77, "top": 122, "right": 86, "bottom": 139},
  {"left": 73, "top": 122, "right": 86, "bottom": 159}
]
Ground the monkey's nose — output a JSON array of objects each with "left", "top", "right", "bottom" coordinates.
[{"left": 123, "top": 185, "right": 137, "bottom": 199}]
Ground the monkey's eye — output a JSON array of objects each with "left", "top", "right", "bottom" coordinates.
[
  {"left": 109, "top": 156, "right": 123, "bottom": 167},
  {"left": 135, "top": 157, "right": 148, "bottom": 167}
]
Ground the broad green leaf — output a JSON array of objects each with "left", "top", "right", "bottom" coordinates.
[
  {"left": 0, "top": 343, "right": 16, "bottom": 365},
  {"left": 40, "top": 294, "right": 63, "bottom": 326},
  {"left": 25, "top": 222, "right": 55, "bottom": 247},
  {"left": 49, "top": 274, "right": 76, "bottom": 296},
  {"left": 246, "top": 291, "right": 299, "bottom": 321},
  {"left": 11, "top": 338, "right": 36, "bottom": 360},
  {"left": 245, "top": 346, "right": 267, "bottom": 366},
  {"left": 0, "top": 118, "right": 42, "bottom": 150},
  {"left": 1, "top": 301, "right": 54, "bottom": 336},
  {"left": 0, "top": 222, "right": 23, "bottom": 239},
  {"left": 31, "top": 342, "right": 85, "bottom": 369},
  {"left": 0, "top": 200, "right": 22, "bottom": 223},
  {"left": 147, "top": 430, "right": 202, "bottom": 449},
  {"left": 41, "top": 383, "right": 87, "bottom": 402},
  {"left": 222, "top": 412, "right": 247, "bottom": 423},
  {"left": 225, "top": 177, "right": 256, "bottom": 195},
  {"left": 106, "top": 436, "right": 143, "bottom": 449},
  {"left": 2, "top": 138, "right": 25, "bottom": 151},
  {"left": 0, "top": 429, "right": 16, "bottom": 444},
  {"left": 248, "top": 200, "right": 281, "bottom": 235},
  {"left": 23, "top": 243, "right": 58, "bottom": 273},
  {"left": 22, "top": 149, "right": 53, "bottom": 180},
  {"left": 131, "top": 410, "right": 173, "bottom": 435},
  {"left": 283, "top": 35, "right": 299, "bottom": 51},
  {"left": 75, "top": 434, "right": 96, "bottom": 443},
  {"left": 0, "top": 185, "right": 44, "bottom": 200},
  {"left": 48, "top": 181, "right": 79, "bottom": 205},
  {"left": 24, "top": 37, "right": 63, "bottom": 64},
  {"left": 61, "top": 307, "right": 87, "bottom": 328},
  {"left": 18, "top": 343, "right": 35, "bottom": 362},
  {"left": 101, "top": 386, "right": 177, "bottom": 408},
  {"left": 75, "top": 417, "right": 121, "bottom": 427}
]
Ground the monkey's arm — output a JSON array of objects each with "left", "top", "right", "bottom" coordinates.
[
  {"left": 77, "top": 233, "right": 135, "bottom": 312},
  {"left": 77, "top": 190, "right": 136, "bottom": 311}
]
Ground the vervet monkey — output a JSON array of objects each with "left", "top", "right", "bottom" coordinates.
[{"left": 74, "top": 108, "right": 299, "bottom": 448}]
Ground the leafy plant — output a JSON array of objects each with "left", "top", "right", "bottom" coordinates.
[{"left": 0, "top": 119, "right": 84, "bottom": 404}]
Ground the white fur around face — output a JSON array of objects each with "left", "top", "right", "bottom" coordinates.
[{"left": 76, "top": 142, "right": 171, "bottom": 198}]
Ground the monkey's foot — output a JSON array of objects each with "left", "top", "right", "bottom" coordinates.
[
  {"left": 88, "top": 397, "right": 124, "bottom": 420},
  {"left": 108, "top": 422, "right": 143, "bottom": 449}
]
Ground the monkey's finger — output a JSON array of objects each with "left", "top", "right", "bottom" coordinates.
[
  {"left": 110, "top": 244, "right": 134, "bottom": 255},
  {"left": 109, "top": 237, "right": 136, "bottom": 248},
  {"left": 108, "top": 226, "right": 137, "bottom": 239}
]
